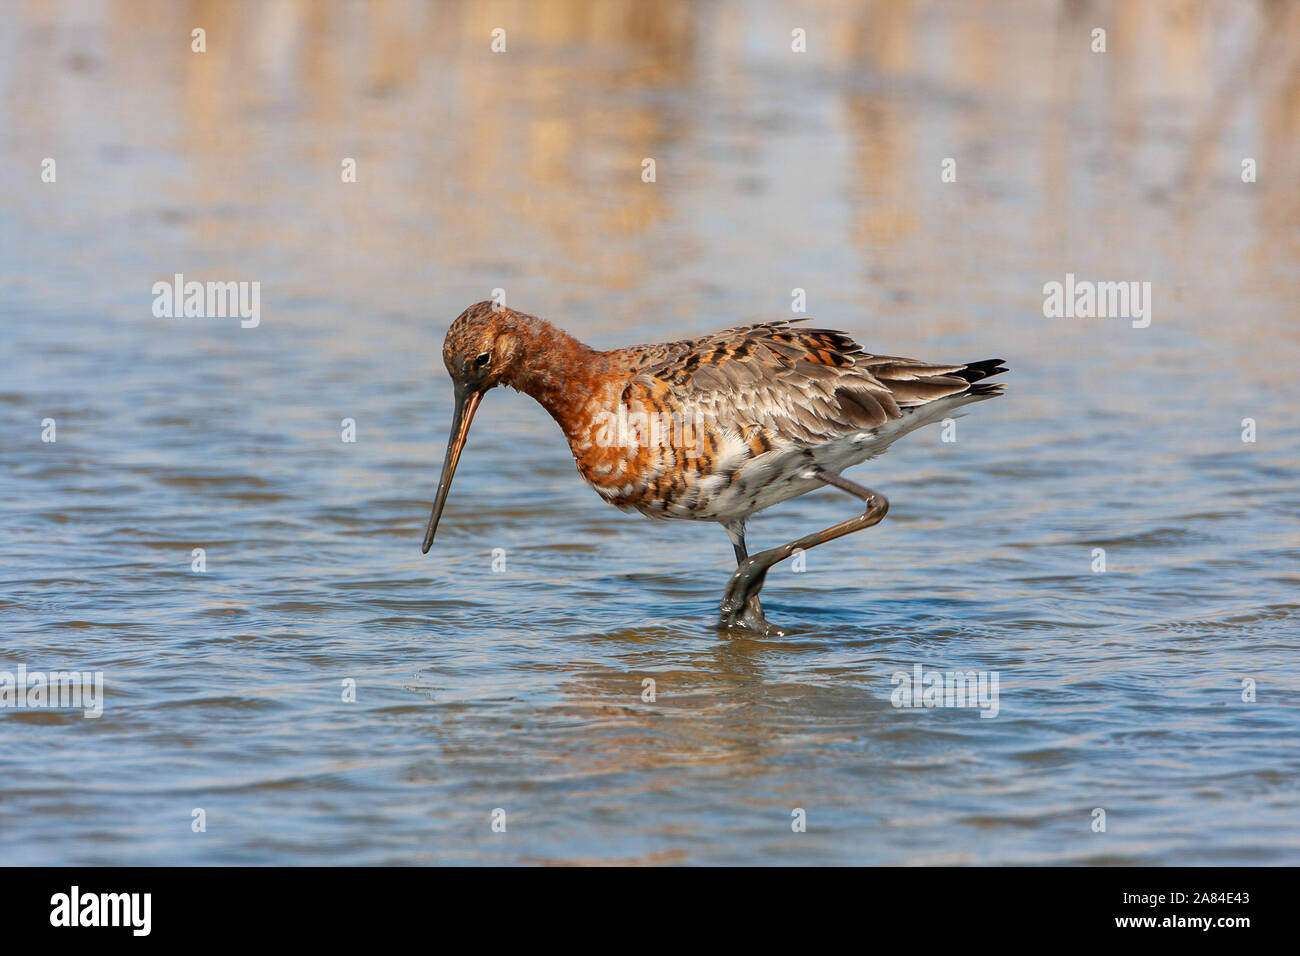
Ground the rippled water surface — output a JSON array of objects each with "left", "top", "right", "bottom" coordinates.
[{"left": 2, "top": 0, "right": 1299, "bottom": 865}]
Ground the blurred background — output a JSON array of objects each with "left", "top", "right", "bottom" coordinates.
[{"left": 1, "top": 0, "right": 1297, "bottom": 865}]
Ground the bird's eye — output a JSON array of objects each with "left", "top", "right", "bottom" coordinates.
[{"left": 474, "top": 351, "right": 491, "bottom": 368}]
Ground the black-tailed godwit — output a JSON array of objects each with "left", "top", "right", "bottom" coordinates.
[{"left": 421, "top": 302, "right": 1007, "bottom": 634}]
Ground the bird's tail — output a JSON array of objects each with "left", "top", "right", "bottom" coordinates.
[{"left": 954, "top": 358, "right": 1008, "bottom": 398}]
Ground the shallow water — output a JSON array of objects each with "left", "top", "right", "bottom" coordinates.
[{"left": 2, "top": 0, "right": 1298, "bottom": 865}]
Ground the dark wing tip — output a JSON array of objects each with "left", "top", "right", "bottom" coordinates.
[{"left": 955, "top": 358, "right": 1009, "bottom": 384}]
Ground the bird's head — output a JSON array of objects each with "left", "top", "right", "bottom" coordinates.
[{"left": 420, "top": 301, "right": 524, "bottom": 553}]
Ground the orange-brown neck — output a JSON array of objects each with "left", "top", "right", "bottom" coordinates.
[{"left": 501, "top": 316, "right": 613, "bottom": 438}]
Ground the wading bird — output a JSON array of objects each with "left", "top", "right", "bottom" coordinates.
[{"left": 421, "top": 302, "right": 1006, "bottom": 634}]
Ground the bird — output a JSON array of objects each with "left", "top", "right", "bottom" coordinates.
[{"left": 421, "top": 301, "right": 1007, "bottom": 634}]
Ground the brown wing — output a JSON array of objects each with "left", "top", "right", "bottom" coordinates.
[{"left": 624, "top": 318, "right": 1005, "bottom": 446}]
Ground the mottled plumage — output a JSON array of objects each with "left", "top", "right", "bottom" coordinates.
[{"left": 575, "top": 317, "right": 1005, "bottom": 523}]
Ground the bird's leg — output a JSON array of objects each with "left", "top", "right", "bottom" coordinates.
[
  {"left": 718, "top": 469, "right": 889, "bottom": 635},
  {"left": 722, "top": 520, "right": 768, "bottom": 632}
]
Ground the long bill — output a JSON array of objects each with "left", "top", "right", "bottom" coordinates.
[{"left": 421, "top": 386, "right": 483, "bottom": 553}]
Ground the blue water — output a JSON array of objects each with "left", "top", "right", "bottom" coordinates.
[{"left": 1, "top": 1, "right": 1298, "bottom": 864}]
